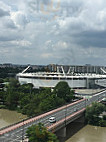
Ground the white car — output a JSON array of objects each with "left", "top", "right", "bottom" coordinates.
[{"left": 49, "top": 116, "right": 56, "bottom": 123}]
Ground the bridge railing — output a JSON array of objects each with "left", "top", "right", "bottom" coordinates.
[
  {"left": 0, "top": 100, "right": 79, "bottom": 131},
  {"left": 0, "top": 98, "right": 86, "bottom": 135}
]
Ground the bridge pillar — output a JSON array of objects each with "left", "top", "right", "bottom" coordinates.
[{"left": 56, "top": 126, "right": 66, "bottom": 138}]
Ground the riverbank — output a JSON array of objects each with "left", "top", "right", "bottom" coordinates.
[{"left": 0, "top": 109, "right": 27, "bottom": 129}]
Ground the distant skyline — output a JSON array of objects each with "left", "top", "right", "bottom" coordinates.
[
  {"left": 0, "top": 63, "right": 105, "bottom": 67},
  {"left": 0, "top": 0, "right": 106, "bottom": 66}
]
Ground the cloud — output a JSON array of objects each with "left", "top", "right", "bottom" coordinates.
[
  {"left": 11, "top": 11, "right": 29, "bottom": 27},
  {"left": 0, "top": 8, "right": 10, "bottom": 17},
  {"left": 41, "top": 53, "right": 53, "bottom": 58},
  {"left": 0, "top": 0, "right": 106, "bottom": 66},
  {"left": 3, "top": 18, "right": 17, "bottom": 29},
  {"left": 74, "top": 30, "right": 106, "bottom": 48}
]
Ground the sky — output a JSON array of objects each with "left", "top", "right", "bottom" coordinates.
[{"left": 0, "top": 0, "right": 106, "bottom": 66}]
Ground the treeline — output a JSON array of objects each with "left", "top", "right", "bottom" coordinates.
[
  {"left": 0, "top": 79, "right": 75, "bottom": 117},
  {"left": 0, "top": 67, "right": 22, "bottom": 78},
  {"left": 0, "top": 66, "right": 48, "bottom": 79},
  {"left": 85, "top": 102, "right": 106, "bottom": 127}
]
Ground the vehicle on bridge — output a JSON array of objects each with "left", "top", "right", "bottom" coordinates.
[{"left": 49, "top": 116, "right": 56, "bottom": 123}]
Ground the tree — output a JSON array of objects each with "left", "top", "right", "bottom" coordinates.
[
  {"left": 8, "top": 78, "right": 20, "bottom": 88},
  {"left": 85, "top": 102, "right": 106, "bottom": 126},
  {"left": 39, "top": 94, "right": 65, "bottom": 112},
  {"left": 18, "top": 83, "right": 34, "bottom": 93},
  {"left": 4, "top": 78, "right": 20, "bottom": 109},
  {"left": 26, "top": 123, "right": 59, "bottom": 142},
  {"left": 53, "top": 81, "right": 74, "bottom": 102},
  {"left": 5, "top": 90, "right": 19, "bottom": 109},
  {"left": 0, "top": 78, "right": 3, "bottom": 83},
  {"left": 0, "top": 91, "right": 6, "bottom": 105}
]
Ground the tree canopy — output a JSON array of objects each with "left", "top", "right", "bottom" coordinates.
[
  {"left": 53, "top": 81, "right": 74, "bottom": 102},
  {"left": 26, "top": 123, "right": 59, "bottom": 142},
  {"left": 85, "top": 102, "right": 106, "bottom": 126},
  {"left": 0, "top": 79, "right": 75, "bottom": 116}
]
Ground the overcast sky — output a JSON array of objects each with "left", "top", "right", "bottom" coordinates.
[{"left": 0, "top": 0, "right": 106, "bottom": 66}]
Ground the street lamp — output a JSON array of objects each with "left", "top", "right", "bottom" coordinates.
[
  {"left": 19, "top": 116, "right": 25, "bottom": 142},
  {"left": 22, "top": 119, "right": 24, "bottom": 142},
  {"left": 64, "top": 105, "right": 67, "bottom": 127}
]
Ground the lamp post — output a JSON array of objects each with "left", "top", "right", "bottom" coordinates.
[
  {"left": 19, "top": 116, "right": 25, "bottom": 142},
  {"left": 64, "top": 105, "right": 67, "bottom": 127},
  {"left": 85, "top": 98, "right": 86, "bottom": 108},
  {"left": 98, "top": 95, "right": 99, "bottom": 102},
  {"left": 22, "top": 119, "right": 24, "bottom": 142}
]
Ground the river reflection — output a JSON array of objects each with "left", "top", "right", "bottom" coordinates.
[
  {"left": 66, "top": 125, "right": 106, "bottom": 142},
  {"left": 0, "top": 109, "right": 27, "bottom": 129}
]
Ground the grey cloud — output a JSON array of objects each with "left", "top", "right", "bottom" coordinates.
[
  {"left": 74, "top": 30, "right": 106, "bottom": 48},
  {"left": 0, "top": 36, "right": 18, "bottom": 42},
  {"left": 0, "top": 31, "right": 22, "bottom": 42},
  {"left": 0, "top": 8, "right": 10, "bottom": 17},
  {"left": 14, "top": 13, "right": 29, "bottom": 27},
  {"left": 4, "top": 19, "right": 17, "bottom": 29}
]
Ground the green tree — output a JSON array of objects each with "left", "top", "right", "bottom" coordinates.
[
  {"left": 5, "top": 78, "right": 20, "bottom": 109},
  {"left": 0, "top": 78, "right": 3, "bottom": 83},
  {"left": 26, "top": 123, "right": 59, "bottom": 142},
  {"left": 6, "top": 90, "right": 19, "bottom": 109},
  {"left": 39, "top": 94, "right": 65, "bottom": 112},
  {"left": 54, "top": 81, "right": 74, "bottom": 102},
  {"left": 85, "top": 102, "right": 106, "bottom": 126},
  {"left": 0, "top": 91, "right": 6, "bottom": 105},
  {"left": 18, "top": 83, "right": 33, "bottom": 93},
  {"left": 8, "top": 78, "right": 20, "bottom": 88}
]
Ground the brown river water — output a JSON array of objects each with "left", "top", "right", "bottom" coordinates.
[
  {"left": 66, "top": 125, "right": 106, "bottom": 142},
  {"left": 0, "top": 109, "right": 27, "bottom": 129}
]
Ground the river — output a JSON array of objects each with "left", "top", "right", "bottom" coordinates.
[
  {"left": 66, "top": 125, "right": 106, "bottom": 142},
  {"left": 0, "top": 109, "right": 27, "bottom": 129}
]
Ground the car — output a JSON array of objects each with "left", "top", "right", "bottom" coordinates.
[
  {"left": 49, "top": 116, "right": 56, "bottom": 123},
  {"left": 74, "top": 108, "right": 77, "bottom": 112}
]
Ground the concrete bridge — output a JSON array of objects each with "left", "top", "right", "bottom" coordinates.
[{"left": 0, "top": 89, "right": 106, "bottom": 142}]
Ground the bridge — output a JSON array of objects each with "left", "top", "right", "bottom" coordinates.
[{"left": 0, "top": 89, "right": 106, "bottom": 142}]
